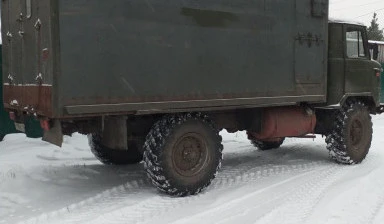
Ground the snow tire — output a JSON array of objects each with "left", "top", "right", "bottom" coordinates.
[
  {"left": 143, "top": 113, "right": 223, "bottom": 196},
  {"left": 325, "top": 100, "right": 372, "bottom": 164},
  {"left": 88, "top": 134, "right": 143, "bottom": 165}
]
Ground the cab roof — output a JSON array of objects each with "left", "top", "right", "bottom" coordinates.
[{"left": 329, "top": 18, "right": 365, "bottom": 27}]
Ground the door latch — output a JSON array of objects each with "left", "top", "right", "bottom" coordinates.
[
  {"left": 35, "top": 73, "right": 43, "bottom": 84},
  {"left": 6, "top": 31, "right": 13, "bottom": 40},
  {"left": 18, "top": 30, "right": 25, "bottom": 37}
]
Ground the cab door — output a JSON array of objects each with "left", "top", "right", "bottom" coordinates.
[
  {"left": 344, "top": 25, "right": 380, "bottom": 99},
  {"left": 294, "top": 0, "right": 328, "bottom": 85},
  {"left": 3, "top": 0, "right": 38, "bottom": 88}
]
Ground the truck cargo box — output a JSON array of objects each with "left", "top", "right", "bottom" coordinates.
[{"left": 2, "top": 0, "right": 328, "bottom": 118}]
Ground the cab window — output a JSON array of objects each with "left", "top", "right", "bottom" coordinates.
[{"left": 346, "top": 30, "right": 366, "bottom": 58}]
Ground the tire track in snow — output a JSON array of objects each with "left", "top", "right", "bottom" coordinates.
[
  {"left": 345, "top": 178, "right": 384, "bottom": 224},
  {"left": 18, "top": 177, "right": 149, "bottom": 224},
  {"left": 168, "top": 163, "right": 339, "bottom": 224},
  {"left": 313, "top": 156, "right": 384, "bottom": 224},
  {"left": 256, "top": 155, "right": 384, "bottom": 224},
  {"left": 364, "top": 157, "right": 384, "bottom": 224},
  {"left": 297, "top": 155, "right": 384, "bottom": 224},
  {"left": 371, "top": 200, "right": 384, "bottom": 224},
  {"left": 19, "top": 159, "right": 327, "bottom": 224},
  {"left": 17, "top": 140, "right": 329, "bottom": 224},
  {"left": 370, "top": 196, "right": 384, "bottom": 224},
  {"left": 58, "top": 161, "right": 328, "bottom": 224},
  {"left": 253, "top": 164, "right": 352, "bottom": 224}
]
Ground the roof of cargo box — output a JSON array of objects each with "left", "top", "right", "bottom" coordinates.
[{"left": 329, "top": 18, "right": 365, "bottom": 26}]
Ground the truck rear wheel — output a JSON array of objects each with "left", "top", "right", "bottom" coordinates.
[
  {"left": 325, "top": 100, "right": 372, "bottom": 164},
  {"left": 143, "top": 113, "right": 223, "bottom": 196},
  {"left": 247, "top": 133, "right": 285, "bottom": 150},
  {"left": 88, "top": 134, "right": 143, "bottom": 165}
]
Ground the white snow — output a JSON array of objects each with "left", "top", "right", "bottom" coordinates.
[
  {"left": 369, "top": 40, "right": 384, "bottom": 45},
  {"left": 329, "top": 18, "right": 366, "bottom": 26},
  {"left": 2, "top": 115, "right": 384, "bottom": 224},
  {"left": 10, "top": 100, "right": 18, "bottom": 106}
]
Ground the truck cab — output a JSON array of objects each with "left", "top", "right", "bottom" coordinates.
[{"left": 327, "top": 20, "right": 382, "bottom": 108}]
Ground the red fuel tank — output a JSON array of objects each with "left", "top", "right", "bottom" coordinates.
[{"left": 252, "top": 107, "right": 316, "bottom": 140}]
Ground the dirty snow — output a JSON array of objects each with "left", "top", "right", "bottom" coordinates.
[{"left": 1, "top": 115, "right": 384, "bottom": 224}]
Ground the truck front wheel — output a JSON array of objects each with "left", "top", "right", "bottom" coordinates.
[
  {"left": 88, "top": 134, "right": 143, "bottom": 165},
  {"left": 325, "top": 100, "right": 372, "bottom": 164},
  {"left": 143, "top": 113, "right": 223, "bottom": 196}
]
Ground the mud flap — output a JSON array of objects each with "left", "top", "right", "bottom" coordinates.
[
  {"left": 42, "top": 120, "right": 63, "bottom": 147},
  {"left": 102, "top": 116, "right": 128, "bottom": 150}
]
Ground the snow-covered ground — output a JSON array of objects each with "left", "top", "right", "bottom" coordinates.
[{"left": 1, "top": 115, "right": 384, "bottom": 224}]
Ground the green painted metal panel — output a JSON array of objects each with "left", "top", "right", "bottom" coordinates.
[
  {"left": 2, "top": 0, "right": 329, "bottom": 118},
  {"left": 381, "top": 63, "right": 384, "bottom": 103},
  {"left": 0, "top": 45, "right": 43, "bottom": 139}
]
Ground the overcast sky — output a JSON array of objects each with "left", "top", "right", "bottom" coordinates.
[{"left": 330, "top": 0, "right": 384, "bottom": 27}]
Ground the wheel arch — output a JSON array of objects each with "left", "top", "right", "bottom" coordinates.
[{"left": 340, "top": 95, "right": 377, "bottom": 114}]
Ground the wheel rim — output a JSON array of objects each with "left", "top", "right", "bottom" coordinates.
[
  {"left": 173, "top": 133, "right": 209, "bottom": 177},
  {"left": 350, "top": 118, "right": 363, "bottom": 147}
]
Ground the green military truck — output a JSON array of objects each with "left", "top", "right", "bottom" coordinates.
[{"left": 2, "top": 0, "right": 383, "bottom": 196}]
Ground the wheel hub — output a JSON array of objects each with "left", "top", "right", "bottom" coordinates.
[{"left": 173, "top": 133, "right": 208, "bottom": 177}]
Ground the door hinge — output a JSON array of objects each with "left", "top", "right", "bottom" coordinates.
[
  {"left": 8, "top": 74, "right": 15, "bottom": 85},
  {"left": 35, "top": 73, "right": 43, "bottom": 85},
  {"left": 17, "top": 13, "right": 24, "bottom": 22},
  {"left": 6, "top": 31, "right": 13, "bottom": 40},
  {"left": 34, "top": 19, "right": 42, "bottom": 30},
  {"left": 18, "top": 30, "right": 25, "bottom": 38}
]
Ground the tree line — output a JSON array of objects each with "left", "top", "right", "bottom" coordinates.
[{"left": 368, "top": 13, "right": 384, "bottom": 41}]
